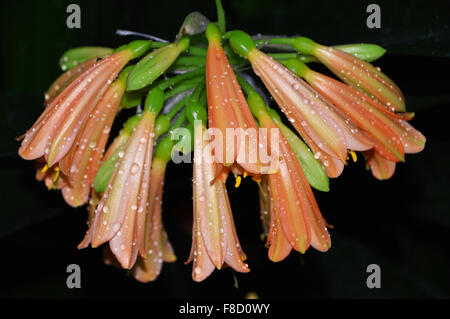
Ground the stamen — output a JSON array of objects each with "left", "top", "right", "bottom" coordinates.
[
  {"left": 349, "top": 150, "right": 357, "bottom": 162},
  {"left": 234, "top": 175, "right": 242, "bottom": 188},
  {"left": 243, "top": 171, "right": 248, "bottom": 178},
  {"left": 53, "top": 167, "right": 60, "bottom": 183},
  {"left": 41, "top": 164, "right": 49, "bottom": 173}
]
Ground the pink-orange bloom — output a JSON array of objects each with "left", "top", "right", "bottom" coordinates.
[
  {"left": 300, "top": 65, "right": 425, "bottom": 168},
  {"left": 58, "top": 77, "right": 124, "bottom": 207},
  {"left": 364, "top": 150, "right": 396, "bottom": 180},
  {"left": 135, "top": 155, "right": 176, "bottom": 282},
  {"left": 81, "top": 110, "right": 156, "bottom": 269},
  {"left": 258, "top": 112, "right": 331, "bottom": 260},
  {"left": 45, "top": 58, "right": 97, "bottom": 105},
  {"left": 206, "top": 24, "right": 267, "bottom": 174},
  {"left": 247, "top": 48, "right": 373, "bottom": 177},
  {"left": 294, "top": 37, "right": 406, "bottom": 112},
  {"left": 187, "top": 120, "right": 250, "bottom": 282},
  {"left": 19, "top": 50, "right": 132, "bottom": 167}
]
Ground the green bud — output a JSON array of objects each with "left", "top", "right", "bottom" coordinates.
[
  {"left": 333, "top": 43, "right": 386, "bottom": 62},
  {"left": 59, "top": 46, "right": 113, "bottom": 71},
  {"left": 154, "top": 114, "right": 171, "bottom": 138},
  {"left": 228, "top": 30, "right": 256, "bottom": 58},
  {"left": 269, "top": 109, "right": 329, "bottom": 192},
  {"left": 127, "top": 38, "right": 191, "bottom": 91},
  {"left": 185, "top": 100, "right": 207, "bottom": 125},
  {"left": 144, "top": 87, "right": 165, "bottom": 115}
]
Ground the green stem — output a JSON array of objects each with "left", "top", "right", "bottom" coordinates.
[
  {"left": 268, "top": 52, "right": 298, "bottom": 60},
  {"left": 235, "top": 73, "right": 256, "bottom": 96},
  {"left": 171, "top": 56, "right": 206, "bottom": 68},
  {"left": 167, "top": 94, "right": 192, "bottom": 119},
  {"left": 267, "top": 37, "right": 295, "bottom": 46},
  {"left": 171, "top": 112, "right": 187, "bottom": 131},
  {"left": 150, "top": 41, "right": 169, "bottom": 49},
  {"left": 157, "top": 67, "right": 205, "bottom": 90},
  {"left": 188, "top": 46, "right": 207, "bottom": 56},
  {"left": 190, "top": 79, "right": 205, "bottom": 102},
  {"left": 215, "top": 0, "right": 226, "bottom": 34},
  {"left": 164, "top": 77, "right": 203, "bottom": 99}
]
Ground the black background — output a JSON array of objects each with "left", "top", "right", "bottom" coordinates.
[{"left": 1, "top": 0, "right": 450, "bottom": 298}]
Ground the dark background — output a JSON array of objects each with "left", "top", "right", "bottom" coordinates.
[{"left": 1, "top": 0, "right": 450, "bottom": 299}]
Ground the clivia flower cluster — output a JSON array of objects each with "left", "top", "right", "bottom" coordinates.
[{"left": 18, "top": 1, "right": 425, "bottom": 282}]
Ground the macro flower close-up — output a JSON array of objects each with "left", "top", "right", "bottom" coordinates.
[{"left": 1, "top": 0, "right": 450, "bottom": 307}]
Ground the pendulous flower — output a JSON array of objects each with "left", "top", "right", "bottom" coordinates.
[
  {"left": 284, "top": 60, "right": 426, "bottom": 178},
  {"left": 229, "top": 31, "right": 373, "bottom": 177},
  {"left": 292, "top": 37, "right": 406, "bottom": 112},
  {"left": 245, "top": 88, "right": 331, "bottom": 260},
  {"left": 18, "top": 40, "right": 151, "bottom": 167},
  {"left": 81, "top": 87, "right": 164, "bottom": 269},
  {"left": 57, "top": 71, "right": 126, "bottom": 207},
  {"left": 206, "top": 23, "right": 268, "bottom": 174},
  {"left": 185, "top": 101, "right": 250, "bottom": 282}
]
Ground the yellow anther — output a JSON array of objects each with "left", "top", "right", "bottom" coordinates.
[
  {"left": 243, "top": 171, "right": 248, "bottom": 178},
  {"left": 41, "top": 164, "right": 49, "bottom": 173},
  {"left": 234, "top": 175, "right": 242, "bottom": 188},
  {"left": 349, "top": 150, "right": 357, "bottom": 162},
  {"left": 53, "top": 166, "right": 60, "bottom": 183}
]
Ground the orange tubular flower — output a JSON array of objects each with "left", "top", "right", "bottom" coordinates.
[
  {"left": 286, "top": 61, "right": 426, "bottom": 175},
  {"left": 135, "top": 142, "right": 176, "bottom": 282},
  {"left": 186, "top": 102, "right": 249, "bottom": 282},
  {"left": 18, "top": 50, "right": 132, "bottom": 167},
  {"left": 206, "top": 24, "right": 267, "bottom": 174},
  {"left": 58, "top": 75, "right": 124, "bottom": 207},
  {"left": 82, "top": 88, "right": 163, "bottom": 269},
  {"left": 229, "top": 32, "right": 374, "bottom": 177},
  {"left": 293, "top": 37, "right": 406, "bottom": 112},
  {"left": 246, "top": 92, "right": 331, "bottom": 260},
  {"left": 45, "top": 58, "right": 97, "bottom": 106}
]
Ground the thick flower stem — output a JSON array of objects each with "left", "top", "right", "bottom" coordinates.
[{"left": 157, "top": 67, "right": 205, "bottom": 90}]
